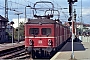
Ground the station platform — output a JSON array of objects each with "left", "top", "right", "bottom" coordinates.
[
  {"left": 0, "top": 41, "right": 24, "bottom": 51},
  {"left": 50, "top": 42, "right": 90, "bottom": 60}
]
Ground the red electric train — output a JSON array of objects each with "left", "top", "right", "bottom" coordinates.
[{"left": 25, "top": 1, "right": 70, "bottom": 58}]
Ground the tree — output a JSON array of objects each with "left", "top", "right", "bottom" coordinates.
[{"left": 14, "top": 22, "right": 24, "bottom": 41}]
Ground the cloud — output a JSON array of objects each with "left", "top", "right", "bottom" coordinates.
[{"left": 82, "top": 8, "right": 90, "bottom": 15}]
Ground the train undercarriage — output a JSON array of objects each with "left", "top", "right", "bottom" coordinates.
[
  {"left": 25, "top": 41, "right": 66, "bottom": 59},
  {"left": 25, "top": 47, "right": 56, "bottom": 58}
]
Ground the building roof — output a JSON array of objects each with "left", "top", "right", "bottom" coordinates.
[
  {"left": 64, "top": 22, "right": 90, "bottom": 27},
  {"left": 26, "top": 19, "right": 58, "bottom": 24},
  {"left": 0, "top": 15, "right": 8, "bottom": 22},
  {"left": 76, "top": 22, "right": 90, "bottom": 27}
]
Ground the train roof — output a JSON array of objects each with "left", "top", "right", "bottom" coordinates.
[
  {"left": 25, "top": 19, "right": 61, "bottom": 24},
  {"left": 25, "top": 18, "right": 70, "bottom": 29}
]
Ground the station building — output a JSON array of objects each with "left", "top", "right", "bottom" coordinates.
[{"left": 0, "top": 15, "right": 9, "bottom": 43}]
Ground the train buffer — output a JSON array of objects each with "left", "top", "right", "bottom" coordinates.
[
  {"left": 0, "top": 41, "right": 24, "bottom": 51},
  {"left": 50, "top": 42, "right": 90, "bottom": 60}
]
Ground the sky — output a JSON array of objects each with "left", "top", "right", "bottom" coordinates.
[{"left": 0, "top": 0, "right": 90, "bottom": 26}]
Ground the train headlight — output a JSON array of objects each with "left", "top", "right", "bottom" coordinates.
[
  {"left": 29, "top": 39, "right": 33, "bottom": 46},
  {"left": 48, "top": 39, "right": 52, "bottom": 46}
]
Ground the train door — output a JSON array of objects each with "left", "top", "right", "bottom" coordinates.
[
  {"left": 59, "top": 25, "right": 61, "bottom": 44},
  {"left": 62, "top": 26, "right": 64, "bottom": 42}
]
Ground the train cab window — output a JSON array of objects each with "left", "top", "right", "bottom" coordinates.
[
  {"left": 29, "top": 28, "right": 39, "bottom": 35},
  {"left": 41, "top": 28, "right": 51, "bottom": 36}
]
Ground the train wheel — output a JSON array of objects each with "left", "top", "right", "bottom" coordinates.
[
  {"left": 44, "top": 51, "right": 51, "bottom": 58},
  {"left": 32, "top": 50, "right": 35, "bottom": 58},
  {"left": 36, "top": 50, "right": 40, "bottom": 58},
  {"left": 44, "top": 51, "right": 47, "bottom": 58},
  {"left": 50, "top": 50, "right": 56, "bottom": 57},
  {"left": 46, "top": 51, "right": 50, "bottom": 58},
  {"left": 55, "top": 48, "right": 59, "bottom": 52},
  {"left": 44, "top": 50, "right": 47, "bottom": 58},
  {"left": 41, "top": 50, "right": 44, "bottom": 58},
  {"left": 43, "top": 50, "right": 46, "bottom": 58}
]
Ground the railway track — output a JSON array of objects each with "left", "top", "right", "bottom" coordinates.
[
  {"left": 0, "top": 41, "right": 67, "bottom": 60},
  {"left": 0, "top": 44, "right": 53, "bottom": 59},
  {"left": 0, "top": 45, "right": 32, "bottom": 59}
]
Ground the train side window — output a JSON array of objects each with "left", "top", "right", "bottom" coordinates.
[
  {"left": 29, "top": 28, "right": 39, "bottom": 35},
  {"left": 41, "top": 28, "right": 51, "bottom": 36}
]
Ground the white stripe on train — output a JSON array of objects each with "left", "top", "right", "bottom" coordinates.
[{"left": 25, "top": 36, "right": 56, "bottom": 38}]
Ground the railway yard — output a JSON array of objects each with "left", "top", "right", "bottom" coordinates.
[{"left": 0, "top": 0, "right": 90, "bottom": 60}]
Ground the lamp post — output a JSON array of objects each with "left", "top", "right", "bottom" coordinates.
[
  {"left": 10, "top": 21, "right": 14, "bottom": 44},
  {"left": 80, "top": 0, "right": 83, "bottom": 38},
  {"left": 25, "top": 5, "right": 31, "bottom": 22},
  {"left": 15, "top": 12, "right": 23, "bottom": 43}
]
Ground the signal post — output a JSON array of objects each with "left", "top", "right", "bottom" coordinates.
[{"left": 67, "top": 0, "right": 77, "bottom": 59}]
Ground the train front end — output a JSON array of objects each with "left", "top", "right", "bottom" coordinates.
[{"left": 25, "top": 19, "right": 56, "bottom": 57}]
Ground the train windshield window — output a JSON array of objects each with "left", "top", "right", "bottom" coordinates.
[
  {"left": 29, "top": 28, "right": 39, "bottom": 35},
  {"left": 41, "top": 28, "right": 51, "bottom": 35}
]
